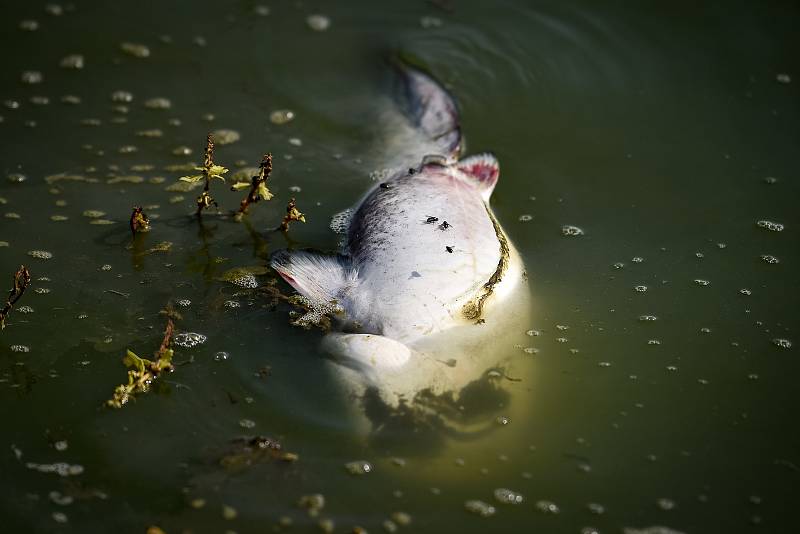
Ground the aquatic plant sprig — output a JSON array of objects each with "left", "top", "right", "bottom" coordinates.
[
  {"left": 179, "top": 133, "right": 229, "bottom": 216},
  {"left": 0, "top": 265, "right": 31, "bottom": 330},
  {"left": 232, "top": 153, "right": 274, "bottom": 219},
  {"left": 107, "top": 309, "right": 177, "bottom": 408},
  {"left": 129, "top": 206, "right": 150, "bottom": 236},
  {"left": 279, "top": 197, "right": 306, "bottom": 232}
]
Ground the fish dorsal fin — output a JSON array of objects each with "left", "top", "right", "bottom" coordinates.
[
  {"left": 270, "top": 250, "right": 356, "bottom": 306},
  {"left": 455, "top": 152, "right": 500, "bottom": 202}
]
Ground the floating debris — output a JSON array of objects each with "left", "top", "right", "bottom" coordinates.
[
  {"left": 561, "top": 224, "right": 584, "bottom": 237},
  {"left": 82, "top": 210, "right": 106, "bottom": 218},
  {"left": 270, "top": 109, "right": 295, "bottom": 125},
  {"left": 120, "top": 42, "right": 150, "bottom": 58},
  {"left": 464, "top": 500, "right": 495, "bottom": 517},
  {"left": 306, "top": 14, "right": 331, "bottom": 31}
]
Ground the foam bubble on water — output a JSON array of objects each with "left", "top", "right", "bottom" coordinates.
[
  {"left": 144, "top": 97, "right": 171, "bottom": 110},
  {"left": 214, "top": 351, "right": 230, "bottom": 361},
  {"left": 344, "top": 460, "right": 372, "bottom": 475},
  {"left": 307, "top": 14, "right": 331, "bottom": 31},
  {"left": 239, "top": 418, "right": 255, "bottom": 429},
  {"left": 587, "top": 502, "right": 605, "bottom": 514},
  {"left": 518, "top": 214, "right": 533, "bottom": 222},
  {"left": 231, "top": 274, "right": 258, "bottom": 289},
  {"left": 638, "top": 315, "right": 658, "bottom": 322},
  {"left": 330, "top": 208, "right": 353, "bottom": 234},
  {"left": 561, "top": 225, "right": 584, "bottom": 237},
  {"left": 173, "top": 332, "right": 207, "bottom": 348},
  {"left": 694, "top": 279, "right": 710, "bottom": 286},
  {"left": 212, "top": 129, "right": 240, "bottom": 145},
  {"left": 772, "top": 338, "right": 792, "bottom": 349},
  {"left": 176, "top": 299, "right": 191, "bottom": 308},
  {"left": 27, "top": 250, "right": 53, "bottom": 260},
  {"left": 110, "top": 90, "right": 133, "bottom": 103},
  {"left": 120, "top": 42, "right": 150, "bottom": 58},
  {"left": 648, "top": 339, "right": 661, "bottom": 345},
  {"left": 739, "top": 288, "right": 752, "bottom": 295},
  {"left": 535, "top": 500, "right": 560, "bottom": 514},
  {"left": 656, "top": 498, "right": 676, "bottom": 510},
  {"left": 270, "top": 109, "right": 295, "bottom": 124},
  {"left": 17, "top": 305, "right": 34, "bottom": 314},
  {"left": 21, "top": 71, "right": 43, "bottom": 84},
  {"left": 59, "top": 54, "right": 84, "bottom": 69},
  {"left": 776, "top": 73, "right": 792, "bottom": 84},
  {"left": 635, "top": 285, "right": 648, "bottom": 292},
  {"left": 613, "top": 262, "right": 625, "bottom": 269},
  {"left": 494, "top": 488, "right": 523, "bottom": 505},
  {"left": 756, "top": 220, "right": 784, "bottom": 232},
  {"left": 465, "top": 500, "right": 495, "bottom": 517},
  {"left": 760, "top": 254, "right": 779, "bottom": 264},
  {"left": 26, "top": 462, "right": 83, "bottom": 476},
  {"left": 224, "top": 300, "right": 240, "bottom": 309},
  {"left": 10, "top": 345, "right": 30, "bottom": 352},
  {"left": 19, "top": 19, "right": 39, "bottom": 31},
  {"left": 632, "top": 257, "right": 644, "bottom": 263},
  {"left": 526, "top": 329, "right": 541, "bottom": 336}
]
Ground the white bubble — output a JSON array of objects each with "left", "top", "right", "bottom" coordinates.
[
  {"left": 173, "top": 332, "right": 207, "bottom": 348},
  {"left": 306, "top": 14, "right": 331, "bottom": 31},
  {"left": 465, "top": 500, "right": 495, "bottom": 517},
  {"left": 344, "top": 460, "right": 372, "bottom": 475},
  {"left": 760, "top": 254, "right": 779, "bottom": 264},
  {"left": 756, "top": 220, "right": 784, "bottom": 232},
  {"left": 494, "top": 488, "right": 523, "bottom": 504},
  {"left": 518, "top": 214, "right": 533, "bottom": 222},
  {"left": 772, "top": 338, "right": 792, "bottom": 349},
  {"left": 535, "top": 500, "right": 560, "bottom": 514},
  {"left": 561, "top": 225, "right": 584, "bottom": 237}
]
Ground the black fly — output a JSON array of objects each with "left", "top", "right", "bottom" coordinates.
[
  {"left": 438, "top": 220, "right": 451, "bottom": 231},
  {"left": 445, "top": 246, "right": 454, "bottom": 253},
  {"left": 424, "top": 216, "right": 439, "bottom": 224}
]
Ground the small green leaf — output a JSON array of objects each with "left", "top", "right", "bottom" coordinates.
[
  {"left": 230, "top": 182, "right": 251, "bottom": 191},
  {"left": 179, "top": 174, "right": 204, "bottom": 183},
  {"left": 123, "top": 349, "right": 148, "bottom": 373},
  {"left": 256, "top": 183, "right": 274, "bottom": 201}
]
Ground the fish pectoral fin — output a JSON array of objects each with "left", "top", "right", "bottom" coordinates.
[
  {"left": 270, "top": 249, "right": 356, "bottom": 306},
  {"left": 321, "top": 333, "right": 412, "bottom": 371},
  {"left": 455, "top": 152, "right": 500, "bottom": 201}
]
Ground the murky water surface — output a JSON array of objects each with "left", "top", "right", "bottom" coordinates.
[{"left": 1, "top": 1, "right": 798, "bottom": 533}]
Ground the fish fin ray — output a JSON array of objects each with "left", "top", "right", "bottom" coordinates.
[
  {"left": 270, "top": 250, "right": 356, "bottom": 306},
  {"left": 455, "top": 152, "right": 500, "bottom": 201}
]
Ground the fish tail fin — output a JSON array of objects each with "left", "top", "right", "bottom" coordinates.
[{"left": 390, "top": 53, "right": 462, "bottom": 161}]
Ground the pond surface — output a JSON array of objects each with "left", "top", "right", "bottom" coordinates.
[{"left": 1, "top": 1, "right": 798, "bottom": 533}]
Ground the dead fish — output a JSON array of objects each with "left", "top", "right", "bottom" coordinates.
[{"left": 271, "top": 60, "right": 530, "bottom": 416}]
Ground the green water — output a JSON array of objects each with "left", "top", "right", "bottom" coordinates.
[{"left": 1, "top": 1, "right": 798, "bottom": 533}]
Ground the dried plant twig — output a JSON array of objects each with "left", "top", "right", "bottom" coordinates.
[
  {"left": 233, "top": 153, "right": 274, "bottom": 219},
  {"left": 0, "top": 265, "right": 31, "bottom": 330}
]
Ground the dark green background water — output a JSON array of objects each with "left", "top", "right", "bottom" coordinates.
[{"left": 1, "top": 1, "right": 798, "bottom": 533}]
